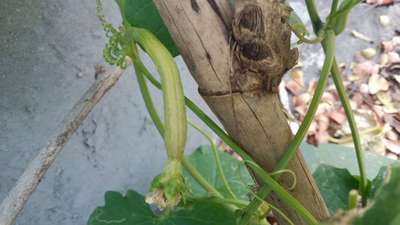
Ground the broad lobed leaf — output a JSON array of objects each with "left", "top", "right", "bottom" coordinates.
[
  {"left": 88, "top": 190, "right": 236, "bottom": 225},
  {"left": 183, "top": 145, "right": 254, "bottom": 200}
]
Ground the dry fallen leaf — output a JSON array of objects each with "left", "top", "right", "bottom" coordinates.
[
  {"left": 329, "top": 110, "right": 347, "bottom": 125},
  {"left": 285, "top": 80, "right": 303, "bottom": 95},
  {"left": 366, "top": 0, "right": 394, "bottom": 6},
  {"left": 286, "top": 32, "right": 400, "bottom": 159},
  {"left": 368, "top": 74, "right": 389, "bottom": 94},
  {"left": 388, "top": 51, "right": 400, "bottom": 63},
  {"left": 290, "top": 69, "right": 304, "bottom": 86},
  {"left": 317, "top": 115, "right": 330, "bottom": 131},
  {"left": 383, "top": 139, "right": 400, "bottom": 154},
  {"left": 376, "top": 91, "right": 392, "bottom": 105},
  {"left": 380, "top": 53, "right": 389, "bottom": 65},
  {"left": 353, "top": 61, "right": 380, "bottom": 78},
  {"left": 293, "top": 93, "right": 311, "bottom": 107}
]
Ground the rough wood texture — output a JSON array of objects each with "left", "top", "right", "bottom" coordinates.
[
  {"left": 154, "top": 0, "right": 329, "bottom": 224},
  {"left": 0, "top": 66, "right": 126, "bottom": 225}
]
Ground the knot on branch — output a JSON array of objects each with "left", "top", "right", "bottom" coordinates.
[{"left": 230, "top": 0, "right": 298, "bottom": 94}]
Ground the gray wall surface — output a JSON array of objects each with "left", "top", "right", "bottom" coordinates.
[{"left": 1, "top": 0, "right": 399, "bottom": 225}]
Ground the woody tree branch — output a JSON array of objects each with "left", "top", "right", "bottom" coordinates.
[{"left": 153, "top": 0, "right": 329, "bottom": 224}]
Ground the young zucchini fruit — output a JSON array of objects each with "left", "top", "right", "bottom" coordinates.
[{"left": 123, "top": 26, "right": 188, "bottom": 209}]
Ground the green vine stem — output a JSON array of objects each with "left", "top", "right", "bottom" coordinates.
[
  {"left": 239, "top": 29, "right": 336, "bottom": 225},
  {"left": 305, "top": 0, "right": 323, "bottom": 33},
  {"left": 188, "top": 121, "right": 238, "bottom": 199},
  {"left": 132, "top": 51, "right": 165, "bottom": 136},
  {"left": 181, "top": 158, "right": 224, "bottom": 198},
  {"left": 291, "top": 27, "right": 325, "bottom": 44},
  {"left": 330, "top": 59, "right": 367, "bottom": 206},
  {"left": 304, "top": 0, "right": 367, "bottom": 206},
  {"left": 246, "top": 161, "right": 320, "bottom": 225}
]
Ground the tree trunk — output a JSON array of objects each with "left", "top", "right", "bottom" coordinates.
[{"left": 154, "top": 0, "right": 329, "bottom": 224}]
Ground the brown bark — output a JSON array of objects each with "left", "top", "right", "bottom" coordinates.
[{"left": 154, "top": 0, "right": 329, "bottom": 224}]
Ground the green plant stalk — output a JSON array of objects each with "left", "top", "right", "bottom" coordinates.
[
  {"left": 247, "top": 162, "right": 320, "bottom": 225},
  {"left": 330, "top": 59, "right": 367, "bottom": 206},
  {"left": 291, "top": 26, "right": 324, "bottom": 44},
  {"left": 305, "top": 0, "right": 323, "bottom": 33},
  {"left": 305, "top": 0, "right": 367, "bottom": 206},
  {"left": 188, "top": 121, "right": 238, "bottom": 199},
  {"left": 133, "top": 59, "right": 165, "bottom": 136},
  {"left": 182, "top": 158, "right": 224, "bottom": 198},
  {"left": 239, "top": 30, "right": 336, "bottom": 225},
  {"left": 135, "top": 51, "right": 320, "bottom": 224}
]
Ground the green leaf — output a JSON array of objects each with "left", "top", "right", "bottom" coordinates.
[
  {"left": 313, "top": 164, "right": 359, "bottom": 214},
  {"left": 183, "top": 145, "right": 254, "bottom": 200},
  {"left": 88, "top": 190, "right": 237, "bottom": 225},
  {"left": 301, "top": 143, "right": 395, "bottom": 179},
  {"left": 116, "top": 0, "right": 179, "bottom": 56},
  {"left": 353, "top": 164, "right": 400, "bottom": 225},
  {"left": 88, "top": 191, "right": 155, "bottom": 225},
  {"left": 368, "top": 166, "right": 388, "bottom": 199}
]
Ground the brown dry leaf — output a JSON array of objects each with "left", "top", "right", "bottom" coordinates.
[
  {"left": 353, "top": 61, "right": 380, "bottom": 78},
  {"left": 322, "top": 92, "right": 336, "bottom": 105},
  {"left": 366, "top": 136, "right": 386, "bottom": 155},
  {"left": 293, "top": 93, "right": 311, "bottom": 107},
  {"left": 307, "top": 130, "right": 331, "bottom": 146},
  {"left": 383, "top": 139, "right": 400, "bottom": 154},
  {"left": 309, "top": 121, "right": 318, "bottom": 133},
  {"left": 290, "top": 69, "right": 304, "bottom": 86},
  {"left": 383, "top": 102, "right": 398, "bottom": 113},
  {"left": 387, "top": 152, "right": 398, "bottom": 160},
  {"left": 385, "top": 130, "right": 398, "bottom": 141},
  {"left": 380, "top": 53, "right": 389, "bottom": 65},
  {"left": 393, "top": 75, "right": 400, "bottom": 84},
  {"left": 317, "top": 115, "right": 330, "bottom": 131},
  {"left": 382, "top": 41, "right": 395, "bottom": 52},
  {"left": 285, "top": 80, "right": 303, "bottom": 95},
  {"left": 368, "top": 74, "right": 389, "bottom": 94},
  {"left": 385, "top": 114, "right": 400, "bottom": 133},
  {"left": 376, "top": 91, "right": 392, "bottom": 105},
  {"left": 294, "top": 105, "right": 308, "bottom": 118},
  {"left": 366, "top": 0, "right": 394, "bottom": 6},
  {"left": 391, "top": 88, "right": 400, "bottom": 102},
  {"left": 329, "top": 110, "right": 347, "bottom": 125},
  {"left": 393, "top": 36, "right": 400, "bottom": 46},
  {"left": 360, "top": 83, "right": 370, "bottom": 94},
  {"left": 351, "top": 93, "right": 364, "bottom": 108},
  {"left": 316, "top": 102, "right": 331, "bottom": 116},
  {"left": 388, "top": 52, "right": 400, "bottom": 63}
]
